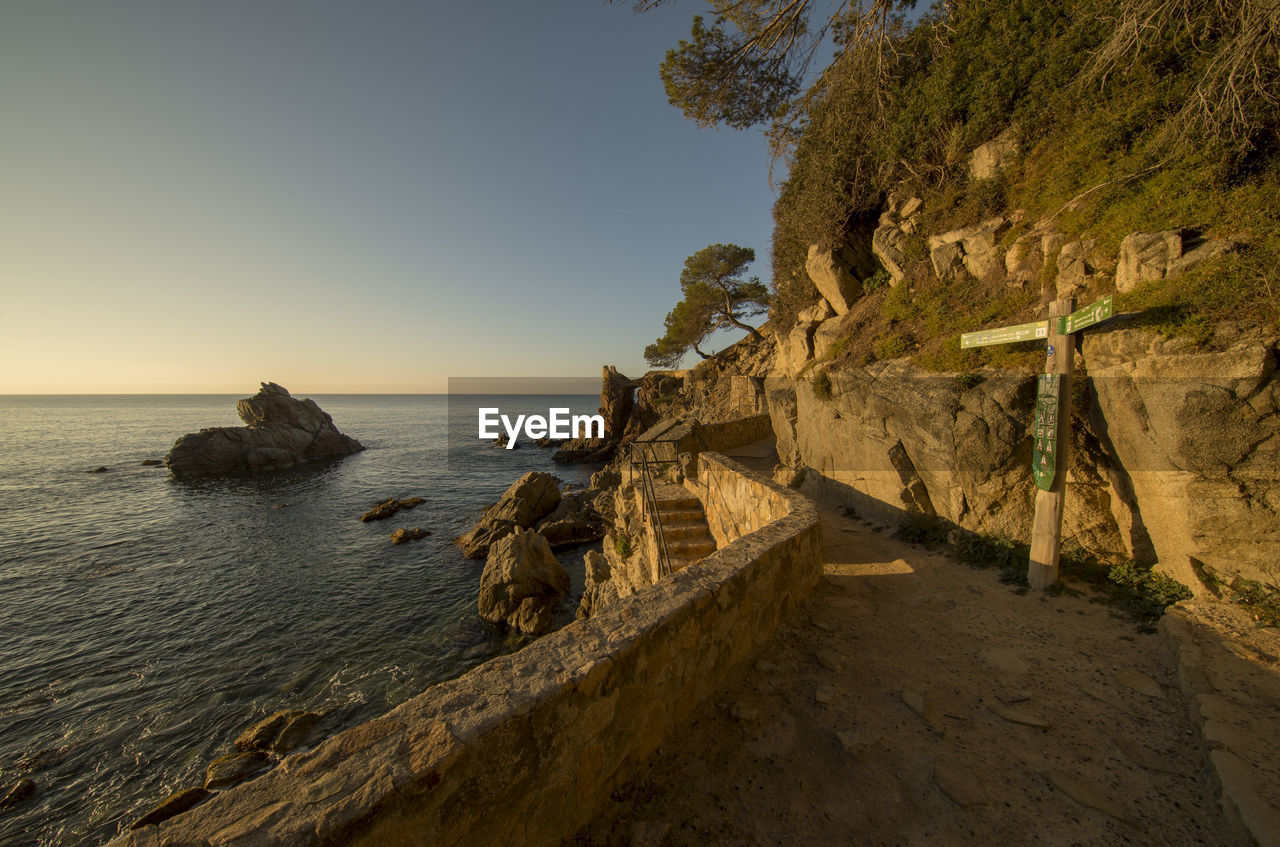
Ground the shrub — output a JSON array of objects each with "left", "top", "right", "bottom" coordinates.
[
  {"left": 873, "top": 334, "right": 909, "bottom": 361},
  {"left": 614, "top": 532, "right": 632, "bottom": 560},
  {"left": 895, "top": 513, "right": 950, "bottom": 546},
  {"left": 812, "top": 369, "right": 833, "bottom": 400},
  {"left": 863, "top": 266, "right": 892, "bottom": 292}
]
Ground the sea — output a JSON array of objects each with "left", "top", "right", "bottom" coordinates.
[{"left": 0, "top": 394, "right": 602, "bottom": 845}]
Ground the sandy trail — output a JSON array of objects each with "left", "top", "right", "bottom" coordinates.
[{"left": 577, "top": 505, "right": 1238, "bottom": 846}]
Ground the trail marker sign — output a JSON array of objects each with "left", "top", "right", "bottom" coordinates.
[
  {"left": 960, "top": 321, "right": 1049, "bottom": 349},
  {"left": 1058, "top": 294, "right": 1113, "bottom": 335},
  {"left": 954, "top": 295, "right": 1116, "bottom": 589},
  {"left": 1032, "top": 374, "right": 1060, "bottom": 491}
]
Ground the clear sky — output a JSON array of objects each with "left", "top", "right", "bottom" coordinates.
[{"left": 0, "top": 1, "right": 777, "bottom": 393}]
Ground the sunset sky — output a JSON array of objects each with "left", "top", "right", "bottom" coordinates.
[{"left": 0, "top": 1, "right": 776, "bottom": 393}]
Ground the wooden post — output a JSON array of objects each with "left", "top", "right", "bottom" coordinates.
[{"left": 1028, "top": 297, "right": 1075, "bottom": 589}]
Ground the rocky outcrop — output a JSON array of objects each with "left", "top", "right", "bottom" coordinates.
[
  {"left": 553, "top": 366, "right": 634, "bottom": 463},
  {"left": 778, "top": 301, "right": 833, "bottom": 376},
  {"left": 535, "top": 488, "right": 607, "bottom": 548},
  {"left": 477, "top": 528, "right": 570, "bottom": 635},
  {"left": 204, "top": 751, "right": 270, "bottom": 791},
  {"left": 454, "top": 472, "right": 561, "bottom": 559},
  {"left": 234, "top": 709, "right": 321, "bottom": 755},
  {"left": 872, "top": 191, "right": 923, "bottom": 286},
  {"left": 576, "top": 549, "right": 618, "bottom": 620},
  {"left": 763, "top": 320, "right": 1279, "bottom": 590},
  {"left": 130, "top": 788, "right": 211, "bottom": 830},
  {"left": 927, "top": 217, "right": 1009, "bottom": 280},
  {"left": 1080, "top": 325, "right": 1278, "bottom": 588},
  {"left": 165, "top": 383, "right": 363, "bottom": 477}
]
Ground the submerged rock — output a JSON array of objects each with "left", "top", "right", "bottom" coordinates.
[
  {"left": 129, "top": 787, "right": 210, "bottom": 829},
  {"left": 165, "top": 383, "right": 363, "bottom": 477},
  {"left": 477, "top": 528, "right": 570, "bottom": 635},
  {"left": 0, "top": 778, "right": 35, "bottom": 809},
  {"left": 391, "top": 527, "right": 430, "bottom": 545},
  {"left": 360, "top": 496, "right": 424, "bottom": 522},
  {"left": 234, "top": 709, "right": 321, "bottom": 754}
]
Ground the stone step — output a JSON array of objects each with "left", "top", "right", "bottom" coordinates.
[
  {"left": 659, "top": 523, "right": 712, "bottom": 540},
  {"left": 655, "top": 508, "right": 706, "bottom": 523},
  {"left": 653, "top": 496, "right": 701, "bottom": 511},
  {"left": 666, "top": 537, "right": 716, "bottom": 558}
]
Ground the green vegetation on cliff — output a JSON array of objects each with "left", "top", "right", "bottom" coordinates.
[{"left": 638, "top": 0, "right": 1280, "bottom": 354}]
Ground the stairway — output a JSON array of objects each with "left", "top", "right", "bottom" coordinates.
[{"left": 647, "top": 483, "right": 717, "bottom": 572}]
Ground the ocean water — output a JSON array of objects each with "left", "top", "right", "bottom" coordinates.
[{"left": 0, "top": 394, "right": 601, "bottom": 845}]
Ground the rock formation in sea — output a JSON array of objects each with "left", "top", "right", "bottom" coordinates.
[
  {"left": 454, "top": 471, "right": 562, "bottom": 559},
  {"left": 476, "top": 527, "right": 570, "bottom": 635},
  {"left": 165, "top": 382, "right": 364, "bottom": 477}
]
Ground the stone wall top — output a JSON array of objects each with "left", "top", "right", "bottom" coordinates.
[{"left": 111, "top": 454, "right": 821, "bottom": 846}]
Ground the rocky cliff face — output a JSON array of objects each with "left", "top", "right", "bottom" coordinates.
[
  {"left": 165, "top": 383, "right": 364, "bottom": 477},
  {"left": 758, "top": 141, "right": 1278, "bottom": 591}
]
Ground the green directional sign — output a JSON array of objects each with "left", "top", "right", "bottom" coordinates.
[
  {"left": 1058, "top": 294, "right": 1113, "bottom": 335},
  {"left": 960, "top": 320, "right": 1049, "bottom": 349},
  {"left": 1032, "top": 373, "right": 1061, "bottom": 491}
]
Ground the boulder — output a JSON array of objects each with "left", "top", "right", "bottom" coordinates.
[
  {"left": 204, "top": 751, "right": 270, "bottom": 791},
  {"left": 477, "top": 528, "right": 570, "bottom": 635},
  {"left": 534, "top": 489, "right": 607, "bottom": 547},
  {"left": 140, "top": 459, "right": 163, "bottom": 466},
  {"left": 165, "top": 383, "right": 363, "bottom": 477},
  {"left": 1115, "top": 229, "right": 1234, "bottom": 293},
  {"left": 1055, "top": 238, "right": 1098, "bottom": 297},
  {"left": 360, "top": 496, "right": 424, "bottom": 522},
  {"left": 805, "top": 244, "right": 864, "bottom": 315},
  {"left": 871, "top": 224, "right": 908, "bottom": 285},
  {"left": 454, "top": 472, "right": 562, "bottom": 559},
  {"left": 390, "top": 528, "right": 430, "bottom": 545},
  {"left": 129, "top": 787, "right": 211, "bottom": 830}
]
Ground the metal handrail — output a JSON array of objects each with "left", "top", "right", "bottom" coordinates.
[{"left": 629, "top": 441, "right": 678, "bottom": 579}]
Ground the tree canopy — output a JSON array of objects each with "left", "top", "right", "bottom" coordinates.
[{"left": 644, "top": 243, "right": 770, "bottom": 368}]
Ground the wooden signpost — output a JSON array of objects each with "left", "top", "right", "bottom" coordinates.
[{"left": 959, "top": 294, "right": 1114, "bottom": 589}]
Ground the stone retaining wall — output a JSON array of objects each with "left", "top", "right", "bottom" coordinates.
[
  {"left": 696, "top": 451, "right": 794, "bottom": 548},
  {"left": 698, "top": 413, "right": 773, "bottom": 455},
  {"left": 112, "top": 453, "right": 820, "bottom": 846}
]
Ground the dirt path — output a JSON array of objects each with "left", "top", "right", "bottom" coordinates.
[{"left": 577, "top": 505, "right": 1239, "bottom": 846}]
